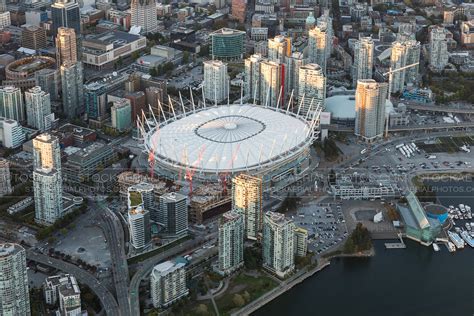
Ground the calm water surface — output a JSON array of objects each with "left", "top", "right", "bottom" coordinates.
[{"left": 254, "top": 180, "right": 474, "bottom": 316}]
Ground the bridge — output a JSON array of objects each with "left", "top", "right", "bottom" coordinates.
[
  {"left": 404, "top": 103, "right": 474, "bottom": 114},
  {"left": 323, "top": 122, "right": 474, "bottom": 132}
]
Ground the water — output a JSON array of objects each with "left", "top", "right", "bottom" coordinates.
[{"left": 254, "top": 180, "right": 474, "bottom": 316}]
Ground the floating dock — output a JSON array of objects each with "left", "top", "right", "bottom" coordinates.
[{"left": 385, "top": 233, "right": 406, "bottom": 249}]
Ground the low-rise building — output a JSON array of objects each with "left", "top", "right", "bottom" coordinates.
[
  {"left": 82, "top": 31, "right": 146, "bottom": 69},
  {"left": 62, "top": 142, "right": 118, "bottom": 184}
]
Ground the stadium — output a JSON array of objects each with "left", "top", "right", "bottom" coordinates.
[{"left": 142, "top": 104, "right": 319, "bottom": 184}]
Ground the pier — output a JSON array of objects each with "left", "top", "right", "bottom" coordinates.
[{"left": 385, "top": 233, "right": 406, "bottom": 249}]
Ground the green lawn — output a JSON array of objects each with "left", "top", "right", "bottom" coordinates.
[{"left": 215, "top": 272, "right": 278, "bottom": 316}]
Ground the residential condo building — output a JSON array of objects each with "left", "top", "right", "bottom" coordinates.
[
  {"left": 159, "top": 192, "right": 188, "bottom": 237},
  {"left": 354, "top": 79, "right": 388, "bottom": 142},
  {"left": 231, "top": 174, "right": 263, "bottom": 240},
  {"left": 203, "top": 60, "right": 229, "bottom": 104},
  {"left": 218, "top": 211, "right": 244, "bottom": 275},
  {"left": 352, "top": 37, "right": 374, "bottom": 87},
  {"left": 150, "top": 260, "right": 189, "bottom": 308},
  {"left": 0, "top": 243, "right": 31, "bottom": 316},
  {"left": 262, "top": 211, "right": 295, "bottom": 278}
]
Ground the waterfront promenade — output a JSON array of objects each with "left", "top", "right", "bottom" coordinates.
[{"left": 231, "top": 259, "right": 331, "bottom": 316}]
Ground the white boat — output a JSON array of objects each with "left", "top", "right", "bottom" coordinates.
[
  {"left": 460, "top": 231, "right": 474, "bottom": 248},
  {"left": 448, "top": 231, "right": 465, "bottom": 249},
  {"left": 449, "top": 205, "right": 454, "bottom": 209},
  {"left": 432, "top": 243, "right": 440, "bottom": 252},
  {"left": 466, "top": 205, "right": 471, "bottom": 212},
  {"left": 459, "top": 204, "right": 466, "bottom": 213},
  {"left": 446, "top": 242, "right": 456, "bottom": 252}
]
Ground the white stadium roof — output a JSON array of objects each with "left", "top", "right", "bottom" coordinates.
[{"left": 145, "top": 105, "right": 314, "bottom": 175}]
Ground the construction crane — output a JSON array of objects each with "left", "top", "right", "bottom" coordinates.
[{"left": 382, "top": 62, "right": 419, "bottom": 138}]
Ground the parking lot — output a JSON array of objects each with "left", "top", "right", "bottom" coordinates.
[{"left": 292, "top": 202, "right": 348, "bottom": 255}]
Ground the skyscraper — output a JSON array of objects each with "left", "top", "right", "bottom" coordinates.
[
  {"left": 34, "top": 167, "right": 63, "bottom": 225},
  {"left": 33, "top": 133, "right": 63, "bottom": 225},
  {"left": 128, "top": 206, "right": 151, "bottom": 249},
  {"left": 244, "top": 54, "right": 263, "bottom": 101},
  {"left": 354, "top": 79, "right": 388, "bottom": 142},
  {"left": 0, "top": 243, "right": 30, "bottom": 316},
  {"left": 298, "top": 63, "right": 326, "bottom": 116},
  {"left": 259, "top": 60, "right": 284, "bottom": 108},
  {"left": 389, "top": 40, "right": 420, "bottom": 94},
  {"left": 231, "top": 174, "right": 263, "bottom": 240},
  {"left": 25, "top": 86, "right": 54, "bottom": 131},
  {"left": 231, "top": 0, "right": 246, "bottom": 23},
  {"left": 61, "top": 61, "right": 84, "bottom": 118},
  {"left": 218, "top": 211, "right": 244, "bottom": 275},
  {"left": 55, "top": 27, "right": 77, "bottom": 67},
  {"left": 352, "top": 37, "right": 374, "bottom": 87},
  {"left": 429, "top": 26, "right": 449, "bottom": 72},
  {"left": 130, "top": 0, "right": 158, "bottom": 33},
  {"left": 0, "top": 86, "right": 24, "bottom": 122},
  {"left": 308, "top": 25, "right": 329, "bottom": 73},
  {"left": 203, "top": 60, "right": 229, "bottom": 104},
  {"left": 262, "top": 211, "right": 295, "bottom": 278},
  {"left": 150, "top": 260, "right": 189, "bottom": 308},
  {"left": 35, "top": 69, "right": 61, "bottom": 101},
  {"left": 21, "top": 25, "right": 47, "bottom": 50},
  {"left": 32, "top": 133, "right": 61, "bottom": 170},
  {"left": 51, "top": 0, "right": 80, "bottom": 36},
  {"left": 159, "top": 192, "right": 188, "bottom": 237},
  {"left": 0, "top": 158, "right": 12, "bottom": 197},
  {"left": 268, "top": 35, "right": 291, "bottom": 64},
  {"left": 294, "top": 227, "right": 308, "bottom": 257},
  {"left": 286, "top": 52, "right": 305, "bottom": 96}
]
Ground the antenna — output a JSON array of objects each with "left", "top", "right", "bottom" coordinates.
[
  {"left": 240, "top": 80, "right": 243, "bottom": 105},
  {"left": 179, "top": 91, "right": 186, "bottom": 116},
  {"left": 201, "top": 84, "right": 206, "bottom": 108},
  {"left": 189, "top": 87, "right": 196, "bottom": 112},
  {"left": 305, "top": 98, "right": 314, "bottom": 121},
  {"left": 168, "top": 95, "right": 177, "bottom": 120},
  {"left": 286, "top": 89, "right": 294, "bottom": 113},
  {"left": 276, "top": 85, "right": 283, "bottom": 110},
  {"left": 264, "top": 85, "right": 270, "bottom": 108},
  {"left": 158, "top": 99, "right": 167, "bottom": 123},
  {"left": 253, "top": 78, "right": 259, "bottom": 105},
  {"left": 148, "top": 104, "right": 158, "bottom": 125}
]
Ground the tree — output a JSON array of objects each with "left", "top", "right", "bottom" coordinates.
[
  {"left": 131, "top": 51, "right": 140, "bottom": 60},
  {"left": 182, "top": 51, "right": 190, "bottom": 64},
  {"left": 242, "top": 291, "right": 250, "bottom": 302},
  {"left": 195, "top": 304, "right": 209, "bottom": 315},
  {"left": 233, "top": 294, "right": 245, "bottom": 307}
]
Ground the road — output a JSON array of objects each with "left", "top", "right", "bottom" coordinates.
[
  {"left": 129, "top": 233, "right": 217, "bottom": 315},
  {"left": 95, "top": 200, "right": 131, "bottom": 316},
  {"left": 26, "top": 250, "right": 120, "bottom": 315}
]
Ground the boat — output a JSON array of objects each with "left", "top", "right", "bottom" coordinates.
[
  {"left": 432, "top": 243, "right": 440, "bottom": 252},
  {"left": 446, "top": 242, "right": 456, "bottom": 252},
  {"left": 466, "top": 205, "right": 471, "bottom": 212},
  {"left": 448, "top": 231, "right": 465, "bottom": 249},
  {"left": 465, "top": 223, "right": 471, "bottom": 231},
  {"left": 460, "top": 231, "right": 474, "bottom": 248},
  {"left": 459, "top": 204, "right": 466, "bottom": 213}
]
